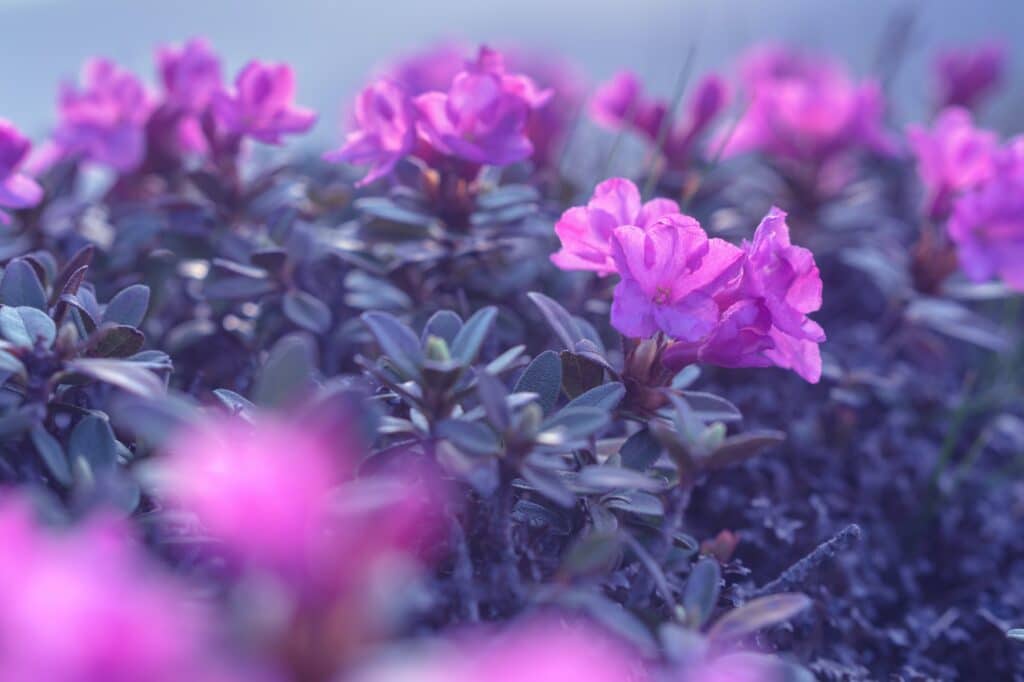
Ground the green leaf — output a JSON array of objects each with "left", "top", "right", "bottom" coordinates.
[
  {"left": 64, "top": 358, "right": 166, "bottom": 397},
  {"left": 538, "top": 406, "right": 610, "bottom": 444},
  {"left": 560, "top": 351, "right": 605, "bottom": 398},
  {"left": 704, "top": 430, "right": 786, "bottom": 470},
  {"left": 88, "top": 324, "right": 145, "bottom": 358},
  {"left": 103, "top": 284, "right": 150, "bottom": 327},
  {"left": 476, "top": 371, "right": 510, "bottom": 432},
  {"left": 561, "top": 530, "right": 622, "bottom": 577},
  {"left": 707, "top": 593, "right": 812, "bottom": 643},
  {"left": 1007, "top": 628, "right": 1024, "bottom": 642},
  {"left": 361, "top": 311, "right": 423, "bottom": 380},
  {"left": 450, "top": 306, "right": 497, "bottom": 365},
  {"left": 437, "top": 419, "right": 501, "bottom": 456},
  {"left": 30, "top": 424, "right": 71, "bottom": 486},
  {"left": 576, "top": 465, "right": 666, "bottom": 493},
  {"left": 422, "top": 310, "right": 463, "bottom": 345},
  {"left": 514, "top": 350, "right": 562, "bottom": 414},
  {"left": 212, "top": 389, "right": 257, "bottom": 419},
  {"left": 68, "top": 415, "right": 119, "bottom": 474},
  {"left": 527, "top": 292, "right": 583, "bottom": 350},
  {"left": 620, "top": 429, "right": 662, "bottom": 471},
  {"left": 0, "top": 259, "right": 47, "bottom": 310},
  {"left": 283, "top": 290, "right": 332, "bottom": 334},
  {"left": 565, "top": 382, "right": 625, "bottom": 411},
  {"left": 0, "top": 306, "right": 56, "bottom": 348},
  {"left": 683, "top": 558, "right": 721, "bottom": 629},
  {"left": 519, "top": 464, "right": 576, "bottom": 508},
  {"left": 680, "top": 391, "right": 742, "bottom": 423},
  {"left": 253, "top": 333, "right": 316, "bottom": 408}
]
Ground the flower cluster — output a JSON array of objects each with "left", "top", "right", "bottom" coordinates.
[
  {"left": 327, "top": 45, "right": 554, "bottom": 184},
  {"left": 0, "top": 119, "right": 43, "bottom": 223},
  {"left": 39, "top": 39, "right": 315, "bottom": 175},
  {"left": 551, "top": 178, "right": 825, "bottom": 382},
  {"left": 590, "top": 70, "right": 729, "bottom": 170},
  {"left": 720, "top": 44, "right": 895, "bottom": 182}
]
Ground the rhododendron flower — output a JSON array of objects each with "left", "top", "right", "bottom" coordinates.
[
  {"left": 610, "top": 213, "right": 743, "bottom": 341},
  {"left": 664, "top": 208, "right": 826, "bottom": 383},
  {"left": 0, "top": 497, "right": 230, "bottom": 682},
  {"left": 551, "top": 177, "right": 679, "bottom": 275},
  {"left": 0, "top": 119, "right": 44, "bottom": 223},
  {"left": 907, "top": 107, "right": 998, "bottom": 220},
  {"left": 325, "top": 79, "right": 417, "bottom": 186},
  {"left": 380, "top": 41, "right": 466, "bottom": 95},
  {"left": 720, "top": 45, "right": 894, "bottom": 170},
  {"left": 156, "top": 38, "right": 223, "bottom": 154},
  {"left": 52, "top": 58, "right": 152, "bottom": 172},
  {"left": 212, "top": 61, "right": 317, "bottom": 144},
  {"left": 353, "top": 618, "right": 640, "bottom": 682},
  {"left": 935, "top": 42, "right": 1006, "bottom": 111},
  {"left": 948, "top": 143, "right": 1024, "bottom": 291},
  {"left": 590, "top": 71, "right": 728, "bottom": 168},
  {"left": 414, "top": 47, "right": 548, "bottom": 166}
]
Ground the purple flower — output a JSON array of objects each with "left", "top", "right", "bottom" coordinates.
[
  {"left": 551, "top": 177, "right": 679, "bottom": 275},
  {"left": 935, "top": 42, "right": 1006, "bottom": 111},
  {"left": 414, "top": 46, "right": 548, "bottom": 166},
  {"left": 907, "top": 107, "right": 998, "bottom": 220},
  {"left": 380, "top": 41, "right": 466, "bottom": 95},
  {"left": 0, "top": 119, "right": 43, "bottom": 224},
  {"left": 666, "top": 208, "right": 826, "bottom": 383},
  {"left": 52, "top": 58, "right": 152, "bottom": 172},
  {"left": 156, "top": 38, "right": 223, "bottom": 155},
  {"left": 610, "top": 213, "right": 743, "bottom": 342},
  {"left": 590, "top": 71, "right": 728, "bottom": 168},
  {"left": 948, "top": 142, "right": 1024, "bottom": 291},
  {"left": 720, "top": 44, "right": 895, "bottom": 169},
  {"left": 325, "top": 79, "right": 417, "bottom": 186},
  {"left": 212, "top": 61, "right": 317, "bottom": 145}
]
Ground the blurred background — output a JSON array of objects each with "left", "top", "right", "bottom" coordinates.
[{"left": 0, "top": 0, "right": 1019, "bottom": 143}]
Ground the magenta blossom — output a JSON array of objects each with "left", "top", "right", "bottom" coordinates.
[
  {"left": 414, "top": 46, "right": 549, "bottom": 166},
  {"left": 0, "top": 119, "right": 44, "bottom": 223},
  {"left": 0, "top": 497, "right": 231, "bottom": 682},
  {"left": 721, "top": 44, "right": 894, "bottom": 171},
  {"left": 551, "top": 177, "right": 679, "bottom": 275},
  {"left": 52, "top": 58, "right": 152, "bottom": 172},
  {"left": 610, "top": 213, "right": 743, "bottom": 342},
  {"left": 907, "top": 107, "right": 998, "bottom": 220},
  {"left": 212, "top": 61, "right": 317, "bottom": 145},
  {"left": 948, "top": 142, "right": 1024, "bottom": 291},
  {"left": 155, "top": 38, "right": 223, "bottom": 155},
  {"left": 325, "top": 79, "right": 417, "bottom": 186},
  {"left": 664, "top": 208, "right": 826, "bottom": 383},
  {"left": 590, "top": 71, "right": 729, "bottom": 168},
  {"left": 935, "top": 42, "right": 1006, "bottom": 111}
]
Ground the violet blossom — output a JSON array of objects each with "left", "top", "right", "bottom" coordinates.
[
  {"left": 414, "top": 46, "right": 550, "bottom": 166},
  {"left": 155, "top": 38, "right": 224, "bottom": 154},
  {"left": 550, "top": 177, "right": 679, "bottom": 275},
  {"left": 212, "top": 61, "right": 317, "bottom": 145},
  {"left": 324, "top": 79, "right": 417, "bottom": 186},
  {"left": 609, "top": 213, "right": 743, "bottom": 342},
  {"left": 51, "top": 58, "right": 153, "bottom": 172},
  {"left": 907, "top": 107, "right": 998, "bottom": 220},
  {"left": 947, "top": 140, "right": 1024, "bottom": 291},
  {"left": 934, "top": 42, "right": 1006, "bottom": 111},
  {"left": 720, "top": 44, "right": 895, "bottom": 176},
  {"left": 0, "top": 119, "right": 44, "bottom": 223}
]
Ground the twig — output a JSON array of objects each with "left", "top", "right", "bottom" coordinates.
[{"left": 749, "top": 524, "right": 862, "bottom": 598}]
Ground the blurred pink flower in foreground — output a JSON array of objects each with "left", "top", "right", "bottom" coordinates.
[
  {"left": 352, "top": 618, "right": 642, "bottom": 682},
  {"left": 52, "top": 58, "right": 153, "bottom": 172},
  {"left": 664, "top": 208, "right": 826, "bottom": 383},
  {"left": 156, "top": 38, "right": 224, "bottom": 154},
  {"left": 934, "top": 42, "right": 1006, "bottom": 112},
  {"left": 590, "top": 71, "right": 729, "bottom": 169},
  {"left": 907, "top": 107, "right": 998, "bottom": 220},
  {"left": 414, "top": 47, "right": 549, "bottom": 166},
  {"left": 0, "top": 496, "right": 232, "bottom": 682},
  {"left": 212, "top": 61, "right": 317, "bottom": 145},
  {"left": 0, "top": 119, "right": 44, "bottom": 223},
  {"left": 610, "top": 214, "right": 743, "bottom": 342},
  {"left": 948, "top": 139, "right": 1024, "bottom": 291},
  {"left": 720, "top": 44, "right": 894, "bottom": 173},
  {"left": 324, "top": 79, "right": 417, "bottom": 186},
  {"left": 551, "top": 177, "right": 679, "bottom": 275}
]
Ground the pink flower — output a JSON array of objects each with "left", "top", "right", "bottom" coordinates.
[
  {"left": 0, "top": 119, "right": 43, "bottom": 224},
  {"left": 590, "top": 71, "right": 728, "bottom": 168},
  {"left": 610, "top": 213, "right": 743, "bottom": 341},
  {"left": 0, "top": 497, "right": 231, "bottom": 682},
  {"left": 948, "top": 142, "right": 1024, "bottom": 291},
  {"left": 907, "top": 107, "right": 998, "bottom": 220},
  {"left": 664, "top": 208, "right": 826, "bottom": 383},
  {"left": 380, "top": 41, "right": 466, "bottom": 95},
  {"left": 155, "top": 38, "right": 223, "bottom": 155},
  {"left": 720, "top": 44, "right": 894, "bottom": 169},
  {"left": 212, "top": 61, "right": 317, "bottom": 145},
  {"left": 53, "top": 58, "right": 152, "bottom": 172},
  {"left": 414, "top": 46, "right": 548, "bottom": 166},
  {"left": 325, "top": 79, "right": 417, "bottom": 185},
  {"left": 551, "top": 177, "right": 679, "bottom": 275},
  {"left": 935, "top": 42, "right": 1006, "bottom": 111}
]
